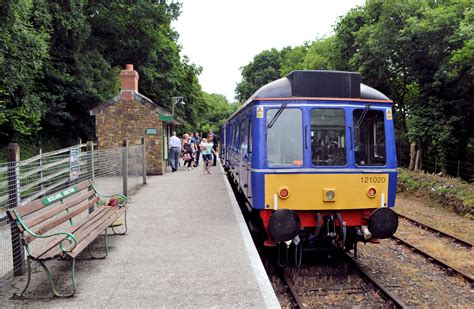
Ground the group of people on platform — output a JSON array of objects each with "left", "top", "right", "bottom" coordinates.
[{"left": 168, "top": 131, "right": 219, "bottom": 175}]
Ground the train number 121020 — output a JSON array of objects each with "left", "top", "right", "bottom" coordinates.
[{"left": 360, "top": 176, "right": 386, "bottom": 183}]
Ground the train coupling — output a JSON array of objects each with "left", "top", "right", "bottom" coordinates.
[{"left": 361, "top": 225, "right": 372, "bottom": 240}]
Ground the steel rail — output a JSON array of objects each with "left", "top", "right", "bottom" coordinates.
[
  {"left": 280, "top": 269, "right": 305, "bottom": 309},
  {"left": 397, "top": 213, "right": 472, "bottom": 248},
  {"left": 344, "top": 252, "right": 408, "bottom": 309},
  {"left": 391, "top": 235, "right": 474, "bottom": 286}
]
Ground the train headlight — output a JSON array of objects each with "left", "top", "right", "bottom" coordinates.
[
  {"left": 367, "top": 187, "right": 377, "bottom": 198},
  {"left": 323, "top": 189, "right": 336, "bottom": 202},
  {"left": 278, "top": 186, "right": 290, "bottom": 199}
]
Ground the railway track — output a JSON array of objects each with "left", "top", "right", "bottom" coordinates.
[
  {"left": 270, "top": 252, "right": 408, "bottom": 309},
  {"left": 391, "top": 235, "right": 474, "bottom": 286},
  {"left": 344, "top": 252, "right": 408, "bottom": 309},
  {"left": 394, "top": 213, "right": 473, "bottom": 286},
  {"left": 278, "top": 268, "right": 305, "bottom": 309},
  {"left": 397, "top": 212, "right": 472, "bottom": 248}
]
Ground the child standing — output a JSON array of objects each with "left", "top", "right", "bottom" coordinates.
[{"left": 200, "top": 137, "right": 215, "bottom": 175}]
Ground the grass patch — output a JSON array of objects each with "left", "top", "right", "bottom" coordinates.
[{"left": 397, "top": 168, "right": 474, "bottom": 217}]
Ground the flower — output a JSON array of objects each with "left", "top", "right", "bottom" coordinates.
[{"left": 108, "top": 198, "right": 119, "bottom": 207}]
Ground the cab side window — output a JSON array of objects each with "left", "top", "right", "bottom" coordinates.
[{"left": 353, "top": 109, "right": 386, "bottom": 166}]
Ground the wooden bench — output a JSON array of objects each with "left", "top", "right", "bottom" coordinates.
[{"left": 6, "top": 180, "right": 128, "bottom": 298}]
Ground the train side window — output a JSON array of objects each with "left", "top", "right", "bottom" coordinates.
[
  {"left": 234, "top": 123, "right": 239, "bottom": 149},
  {"left": 266, "top": 108, "right": 303, "bottom": 167},
  {"left": 240, "top": 118, "right": 246, "bottom": 153},
  {"left": 248, "top": 118, "right": 252, "bottom": 154},
  {"left": 353, "top": 109, "right": 386, "bottom": 166},
  {"left": 311, "top": 109, "right": 346, "bottom": 166}
]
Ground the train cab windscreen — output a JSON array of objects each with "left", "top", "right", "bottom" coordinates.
[
  {"left": 311, "top": 109, "right": 346, "bottom": 166},
  {"left": 353, "top": 109, "right": 386, "bottom": 166},
  {"left": 266, "top": 108, "right": 303, "bottom": 166}
]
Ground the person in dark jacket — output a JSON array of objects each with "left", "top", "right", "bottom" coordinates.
[
  {"left": 192, "top": 132, "right": 201, "bottom": 167},
  {"left": 210, "top": 134, "right": 219, "bottom": 166}
]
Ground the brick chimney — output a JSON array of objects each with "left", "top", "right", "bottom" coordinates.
[{"left": 120, "top": 64, "right": 139, "bottom": 101}]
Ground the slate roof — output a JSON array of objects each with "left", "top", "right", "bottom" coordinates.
[{"left": 89, "top": 92, "right": 185, "bottom": 125}]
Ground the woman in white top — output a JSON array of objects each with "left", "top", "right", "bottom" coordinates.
[{"left": 200, "top": 137, "right": 215, "bottom": 174}]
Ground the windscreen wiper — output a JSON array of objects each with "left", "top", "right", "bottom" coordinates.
[
  {"left": 267, "top": 102, "right": 288, "bottom": 129},
  {"left": 356, "top": 103, "right": 371, "bottom": 129}
]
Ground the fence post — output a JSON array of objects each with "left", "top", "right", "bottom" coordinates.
[
  {"left": 39, "top": 147, "right": 44, "bottom": 195},
  {"left": 457, "top": 160, "right": 460, "bottom": 178},
  {"left": 7, "top": 143, "right": 25, "bottom": 276},
  {"left": 141, "top": 137, "right": 147, "bottom": 184},
  {"left": 87, "top": 141, "right": 95, "bottom": 182},
  {"left": 122, "top": 139, "right": 128, "bottom": 196}
]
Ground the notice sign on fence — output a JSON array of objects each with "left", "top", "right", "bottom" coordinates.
[{"left": 70, "top": 147, "right": 80, "bottom": 181}]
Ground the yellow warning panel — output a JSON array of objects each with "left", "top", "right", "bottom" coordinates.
[
  {"left": 386, "top": 108, "right": 393, "bottom": 120},
  {"left": 256, "top": 106, "right": 264, "bottom": 118},
  {"left": 264, "top": 173, "right": 389, "bottom": 210}
]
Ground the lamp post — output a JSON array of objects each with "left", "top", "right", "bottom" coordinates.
[{"left": 171, "top": 96, "right": 185, "bottom": 115}]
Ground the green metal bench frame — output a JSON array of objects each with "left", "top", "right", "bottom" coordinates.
[{"left": 7, "top": 180, "right": 128, "bottom": 298}]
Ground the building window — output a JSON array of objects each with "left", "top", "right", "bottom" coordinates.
[
  {"left": 353, "top": 109, "right": 386, "bottom": 166},
  {"left": 266, "top": 108, "right": 303, "bottom": 166},
  {"left": 311, "top": 109, "right": 346, "bottom": 166}
]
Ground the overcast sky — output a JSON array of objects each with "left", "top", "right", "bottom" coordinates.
[{"left": 173, "top": 0, "right": 366, "bottom": 101}]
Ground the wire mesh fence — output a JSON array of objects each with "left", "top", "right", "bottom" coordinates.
[
  {"left": 414, "top": 155, "right": 474, "bottom": 182},
  {"left": 0, "top": 142, "right": 146, "bottom": 281}
]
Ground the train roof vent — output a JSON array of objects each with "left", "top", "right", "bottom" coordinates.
[
  {"left": 250, "top": 70, "right": 390, "bottom": 102},
  {"left": 287, "top": 70, "right": 360, "bottom": 98}
]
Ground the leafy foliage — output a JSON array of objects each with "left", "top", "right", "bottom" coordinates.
[
  {"left": 0, "top": 0, "right": 51, "bottom": 140},
  {"left": 199, "top": 92, "right": 238, "bottom": 134},
  {"left": 0, "top": 0, "right": 223, "bottom": 151},
  {"left": 235, "top": 48, "right": 285, "bottom": 102}
]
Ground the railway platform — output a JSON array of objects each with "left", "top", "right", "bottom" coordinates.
[{"left": 0, "top": 162, "right": 279, "bottom": 308}]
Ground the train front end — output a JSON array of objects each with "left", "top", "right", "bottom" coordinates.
[{"left": 250, "top": 71, "right": 398, "bottom": 252}]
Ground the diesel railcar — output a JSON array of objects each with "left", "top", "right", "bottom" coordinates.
[{"left": 223, "top": 70, "right": 398, "bottom": 257}]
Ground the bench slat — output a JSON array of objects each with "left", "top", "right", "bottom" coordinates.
[
  {"left": 24, "top": 196, "right": 99, "bottom": 245},
  {"left": 24, "top": 190, "right": 96, "bottom": 230},
  {"left": 9, "top": 180, "right": 91, "bottom": 220},
  {"left": 32, "top": 207, "right": 111, "bottom": 260},
  {"left": 37, "top": 206, "right": 126, "bottom": 260},
  {"left": 70, "top": 206, "right": 128, "bottom": 258}
]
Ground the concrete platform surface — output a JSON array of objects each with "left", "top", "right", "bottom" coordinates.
[{"left": 0, "top": 162, "right": 280, "bottom": 308}]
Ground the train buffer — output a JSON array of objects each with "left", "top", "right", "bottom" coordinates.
[{"left": 2, "top": 162, "right": 279, "bottom": 308}]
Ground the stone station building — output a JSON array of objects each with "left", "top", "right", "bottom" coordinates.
[{"left": 90, "top": 64, "right": 183, "bottom": 175}]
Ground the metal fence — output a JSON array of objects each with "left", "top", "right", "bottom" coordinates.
[
  {"left": 410, "top": 154, "right": 474, "bottom": 182},
  {"left": 0, "top": 141, "right": 146, "bottom": 282}
]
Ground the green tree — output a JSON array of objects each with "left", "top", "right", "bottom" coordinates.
[
  {"left": 303, "top": 36, "right": 336, "bottom": 70},
  {"left": 235, "top": 48, "right": 284, "bottom": 102},
  {"left": 0, "top": 0, "right": 51, "bottom": 141},
  {"left": 401, "top": 0, "right": 473, "bottom": 174},
  {"left": 199, "top": 92, "right": 238, "bottom": 134},
  {"left": 38, "top": 0, "right": 117, "bottom": 143},
  {"left": 280, "top": 44, "right": 309, "bottom": 75}
]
